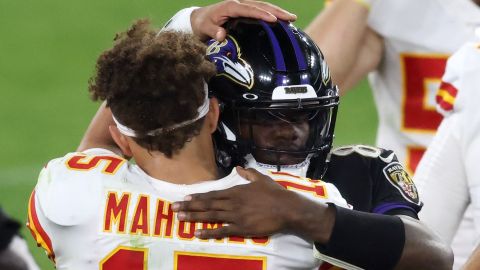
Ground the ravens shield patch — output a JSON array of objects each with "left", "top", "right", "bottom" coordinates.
[{"left": 383, "top": 162, "right": 420, "bottom": 205}]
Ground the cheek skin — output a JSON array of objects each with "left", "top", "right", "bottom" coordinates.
[
  {"left": 294, "top": 122, "right": 309, "bottom": 146},
  {"left": 253, "top": 122, "right": 310, "bottom": 150},
  {"left": 238, "top": 121, "right": 311, "bottom": 165}
]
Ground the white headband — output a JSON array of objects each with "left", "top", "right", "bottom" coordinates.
[{"left": 112, "top": 83, "right": 210, "bottom": 137}]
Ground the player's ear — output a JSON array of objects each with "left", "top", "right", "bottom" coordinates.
[
  {"left": 109, "top": 125, "right": 133, "bottom": 157},
  {"left": 206, "top": 97, "right": 220, "bottom": 133}
]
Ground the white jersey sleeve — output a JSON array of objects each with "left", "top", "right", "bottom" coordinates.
[
  {"left": 162, "top": 7, "right": 197, "bottom": 33},
  {"left": 415, "top": 41, "right": 480, "bottom": 244},
  {"left": 27, "top": 148, "right": 127, "bottom": 266},
  {"left": 415, "top": 113, "right": 468, "bottom": 243}
]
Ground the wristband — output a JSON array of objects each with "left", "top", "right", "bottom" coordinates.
[
  {"left": 325, "top": 0, "right": 374, "bottom": 9},
  {"left": 161, "top": 7, "right": 199, "bottom": 34},
  {"left": 314, "top": 204, "right": 405, "bottom": 270}
]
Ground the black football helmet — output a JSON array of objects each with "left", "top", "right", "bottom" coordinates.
[{"left": 207, "top": 19, "right": 339, "bottom": 177}]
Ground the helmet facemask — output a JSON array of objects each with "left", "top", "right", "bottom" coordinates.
[
  {"left": 216, "top": 92, "right": 338, "bottom": 173},
  {"left": 208, "top": 19, "right": 340, "bottom": 177}
]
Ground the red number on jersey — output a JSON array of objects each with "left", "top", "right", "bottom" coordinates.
[
  {"left": 100, "top": 248, "right": 266, "bottom": 269},
  {"left": 100, "top": 247, "right": 147, "bottom": 270},
  {"left": 401, "top": 54, "right": 448, "bottom": 172},
  {"left": 270, "top": 171, "right": 328, "bottom": 198},
  {"left": 275, "top": 181, "right": 327, "bottom": 198},
  {"left": 175, "top": 252, "right": 265, "bottom": 270},
  {"left": 66, "top": 155, "right": 125, "bottom": 174}
]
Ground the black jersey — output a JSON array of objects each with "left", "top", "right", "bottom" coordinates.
[{"left": 316, "top": 145, "right": 422, "bottom": 218}]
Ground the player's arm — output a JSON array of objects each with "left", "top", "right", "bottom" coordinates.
[
  {"left": 305, "top": 0, "right": 383, "bottom": 94},
  {"left": 415, "top": 43, "right": 471, "bottom": 244},
  {"left": 356, "top": 148, "right": 454, "bottom": 270},
  {"left": 77, "top": 102, "right": 123, "bottom": 155},
  {"left": 394, "top": 215, "right": 453, "bottom": 270},
  {"left": 173, "top": 166, "right": 453, "bottom": 270},
  {"left": 78, "top": 1, "right": 296, "bottom": 155},
  {"left": 165, "top": 0, "right": 296, "bottom": 40},
  {"left": 175, "top": 167, "right": 337, "bottom": 241}
]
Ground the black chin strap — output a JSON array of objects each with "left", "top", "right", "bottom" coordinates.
[{"left": 275, "top": 152, "right": 281, "bottom": 172}]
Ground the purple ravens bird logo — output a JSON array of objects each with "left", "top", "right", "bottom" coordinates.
[{"left": 206, "top": 36, "right": 254, "bottom": 89}]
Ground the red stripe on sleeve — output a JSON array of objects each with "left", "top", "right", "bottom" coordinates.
[
  {"left": 28, "top": 190, "right": 55, "bottom": 260},
  {"left": 438, "top": 81, "right": 458, "bottom": 97},
  {"left": 438, "top": 100, "right": 454, "bottom": 111}
]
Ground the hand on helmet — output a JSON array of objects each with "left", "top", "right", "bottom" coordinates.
[{"left": 191, "top": 0, "right": 297, "bottom": 41}]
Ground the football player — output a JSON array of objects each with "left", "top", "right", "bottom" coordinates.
[
  {"left": 0, "top": 207, "right": 39, "bottom": 270},
  {"left": 164, "top": 6, "right": 452, "bottom": 270},
  {"left": 305, "top": 0, "right": 480, "bottom": 267},
  {"left": 27, "top": 20, "right": 356, "bottom": 269},
  {"left": 415, "top": 34, "right": 480, "bottom": 268}
]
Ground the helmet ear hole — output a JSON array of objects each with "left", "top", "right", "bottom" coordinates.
[{"left": 243, "top": 93, "right": 258, "bottom": 100}]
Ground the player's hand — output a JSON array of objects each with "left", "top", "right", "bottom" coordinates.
[
  {"left": 191, "top": 0, "right": 297, "bottom": 41},
  {"left": 172, "top": 166, "right": 300, "bottom": 238}
]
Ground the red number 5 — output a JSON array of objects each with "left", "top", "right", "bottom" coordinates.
[{"left": 66, "top": 155, "right": 125, "bottom": 174}]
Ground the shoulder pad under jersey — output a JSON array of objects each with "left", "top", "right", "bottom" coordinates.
[
  {"left": 330, "top": 145, "right": 396, "bottom": 163},
  {"left": 35, "top": 148, "right": 127, "bottom": 226}
]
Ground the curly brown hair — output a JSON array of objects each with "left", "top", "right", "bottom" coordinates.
[{"left": 89, "top": 19, "right": 216, "bottom": 157}]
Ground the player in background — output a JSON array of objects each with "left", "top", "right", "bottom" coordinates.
[
  {"left": 305, "top": 0, "right": 480, "bottom": 267},
  {"left": 164, "top": 4, "right": 452, "bottom": 270},
  {"left": 27, "top": 19, "right": 357, "bottom": 270},
  {"left": 414, "top": 34, "right": 480, "bottom": 268},
  {"left": 1, "top": 208, "right": 39, "bottom": 270},
  {"left": 306, "top": 0, "right": 480, "bottom": 173}
]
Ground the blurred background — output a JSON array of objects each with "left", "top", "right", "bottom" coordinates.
[{"left": 0, "top": 0, "right": 376, "bottom": 268}]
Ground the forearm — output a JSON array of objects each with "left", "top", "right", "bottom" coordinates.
[
  {"left": 394, "top": 216, "right": 453, "bottom": 270},
  {"left": 285, "top": 194, "right": 335, "bottom": 243},
  {"left": 305, "top": 0, "right": 371, "bottom": 92},
  {"left": 313, "top": 205, "right": 405, "bottom": 269},
  {"left": 463, "top": 245, "right": 480, "bottom": 270},
  {"left": 77, "top": 102, "right": 121, "bottom": 154},
  {"left": 163, "top": 2, "right": 296, "bottom": 41},
  {"left": 309, "top": 207, "right": 453, "bottom": 270},
  {"left": 288, "top": 199, "right": 407, "bottom": 269}
]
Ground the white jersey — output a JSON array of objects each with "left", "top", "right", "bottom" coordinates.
[
  {"left": 415, "top": 40, "right": 480, "bottom": 266},
  {"left": 368, "top": 0, "right": 480, "bottom": 173},
  {"left": 27, "top": 148, "right": 350, "bottom": 270}
]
